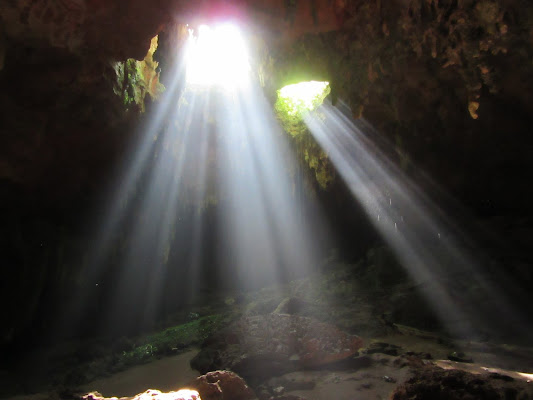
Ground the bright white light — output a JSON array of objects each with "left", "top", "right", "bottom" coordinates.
[
  {"left": 278, "top": 81, "right": 330, "bottom": 115},
  {"left": 134, "top": 389, "right": 200, "bottom": 400},
  {"left": 518, "top": 372, "right": 533, "bottom": 381},
  {"left": 186, "top": 24, "right": 250, "bottom": 87}
]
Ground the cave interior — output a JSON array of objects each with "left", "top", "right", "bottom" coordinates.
[{"left": 1, "top": 0, "right": 533, "bottom": 399}]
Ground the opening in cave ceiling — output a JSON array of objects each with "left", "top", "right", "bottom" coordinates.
[
  {"left": 185, "top": 23, "right": 250, "bottom": 87},
  {"left": 277, "top": 81, "right": 330, "bottom": 116}
]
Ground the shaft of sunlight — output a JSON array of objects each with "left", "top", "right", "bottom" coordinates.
[
  {"left": 67, "top": 22, "right": 329, "bottom": 335},
  {"left": 104, "top": 92, "right": 210, "bottom": 331},
  {"left": 59, "top": 37, "right": 191, "bottom": 336},
  {"left": 214, "top": 80, "right": 326, "bottom": 289},
  {"left": 304, "top": 100, "right": 530, "bottom": 340}
]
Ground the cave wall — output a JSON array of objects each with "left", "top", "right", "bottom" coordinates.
[{"left": 263, "top": 0, "right": 533, "bottom": 216}]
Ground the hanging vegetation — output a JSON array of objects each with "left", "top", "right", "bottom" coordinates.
[
  {"left": 275, "top": 81, "right": 335, "bottom": 189},
  {"left": 112, "top": 35, "right": 165, "bottom": 112}
]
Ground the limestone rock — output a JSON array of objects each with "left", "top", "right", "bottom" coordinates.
[
  {"left": 81, "top": 388, "right": 200, "bottom": 400},
  {"left": 190, "top": 370, "right": 255, "bottom": 400}
]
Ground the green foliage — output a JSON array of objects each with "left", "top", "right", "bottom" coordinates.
[
  {"left": 112, "top": 36, "right": 165, "bottom": 112},
  {"left": 275, "top": 95, "right": 308, "bottom": 138},
  {"left": 119, "top": 314, "right": 227, "bottom": 366},
  {"left": 39, "top": 313, "right": 232, "bottom": 393},
  {"left": 276, "top": 81, "right": 331, "bottom": 119},
  {"left": 274, "top": 82, "right": 335, "bottom": 189},
  {"left": 112, "top": 58, "right": 147, "bottom": 110}
]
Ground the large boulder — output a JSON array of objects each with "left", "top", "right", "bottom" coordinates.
[{"left": 191, "top": 314, "right": 363, "bottom": 380}]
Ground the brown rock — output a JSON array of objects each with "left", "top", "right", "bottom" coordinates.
[
  {"left": 299, "top": 321, "right": 363, "bottom": 367},
  {"left": 391, "top": 365, "right": 533, "bottom": 400},
  {"left": 190, "top": 370, "right": 256, "bottom": 400}
]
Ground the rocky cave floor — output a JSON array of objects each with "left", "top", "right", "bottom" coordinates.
[{"left": 2, "top": 252, "right": 533, "bottom": 400}]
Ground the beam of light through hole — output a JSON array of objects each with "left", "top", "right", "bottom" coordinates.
[
  {"left": 105, "top": 91, "right": 216, "bottom": 331},
  {"left": 57, "top": 49, "right": 190, "bottom": 336},
  {"left": 65, "top": 28, "right": 330, "bottom": 335},
  {"left": 213, "top": 80, "right": 327, "bottom": 289},
  {"left": 304, "top": 100, "right": 531, "bottom": 340},
  {"left": 186, "top": 24, "right": 250, "bottom": 87}
]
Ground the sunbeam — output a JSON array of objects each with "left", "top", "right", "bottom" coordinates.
[
  {"left": 215, "top": 84, "right": 322, "bottom": 289},
  {"left": 63, "top": 23, "right": 329, "bottom": 336},
  {"left": 304, "top": 100, "right": 532, "bottom": 340},
  {"left": 58, "top": 30, "right": 192, "bottom": 336}
]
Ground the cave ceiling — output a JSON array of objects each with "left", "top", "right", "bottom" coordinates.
[{"left": 1, "top": 0, "right": 533, "bottom": 217}]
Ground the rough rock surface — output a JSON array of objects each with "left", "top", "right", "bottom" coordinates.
[
  {"left": 391, "top": 364, "right": 533, "bottom": 400},
  {"left": 191, "top": 314, "right": 363, "bottom": 380},
  {"left": 190, "top": 370, "right": 255, "bottom": 400},
  {"left": 82, "top": 388, "right": 200, "bottom": 400}
]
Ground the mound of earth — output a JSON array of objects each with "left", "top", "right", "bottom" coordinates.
[{"left": 191, "top": 314, "right": 363, "bottom": 380}]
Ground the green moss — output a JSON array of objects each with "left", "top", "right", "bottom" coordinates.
[{"left": 119, "top": 314, "right": 228, "bottom": 366}]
